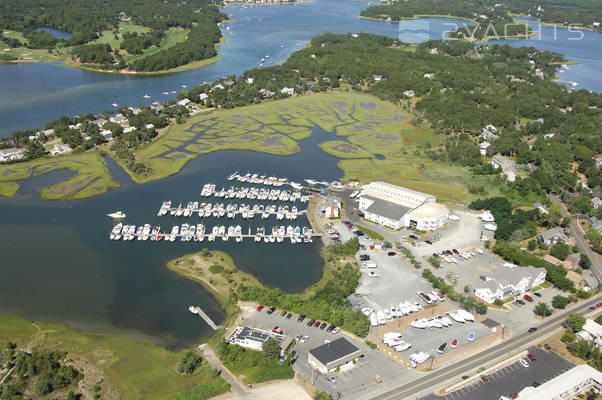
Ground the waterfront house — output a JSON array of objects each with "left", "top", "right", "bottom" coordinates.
[
  {"left": 480, "top": 124, "right": 499, "bottom": 140},
  {"left": 211, "top": 84, "right": 224, "bottom": 91},
  {"left": 177, "top": 99, "right": 191, "bottom": 107},
  {"left": 0, "top": 148, "right": 26, "bottom": 163},
  {"left": 199, "top": 93, "right": 209, "bottom": 102},
  {"left": 123, "top": 126, "right": 136, "bottom": 134},
  {"left": 100, "top": 130, "right": 113, "bottom": 141},
  {"left": 50, "top": 144, "right": 72, "bottom": 156},
  {"left": 474, "top": 265, "right": 546, "bottom": 304},
  {"left": 223, "top": 80, "right": 235, "bottom": 88},
  {"left": 246, "top": 77, "right": 255, "bottom": 84},
  {"left": 491, "top": 154, "right": 517, "bottom": 182},
  {"left": 226, "top": 326, "right": 286, "bottom": 351},
  {"left": 539, "top": 227, "right": 569, "bottom": 246},
  {"left": 262, "top": 90, "right": 275, "bottom": 99},
  {"left": 281, "top": 87, "right": 294, "bottom": 95},
  {"left": 110, "top": 114, "right": 128, "bottom": 125},
  {"left": 403, "top": 90, "right": 415, "bottom": 98}
]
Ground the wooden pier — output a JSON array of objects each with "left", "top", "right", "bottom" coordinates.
[{"left": 190, "top": 306, "right": 221, "bottom": 330}]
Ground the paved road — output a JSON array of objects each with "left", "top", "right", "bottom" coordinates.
[
  {"left": 549, "top": 194, "right": 602, "bottom": 283},
  {"left": 368, "top": 294, "right": 602, "bottom": 400},
  {"left": 198, "top": 343, "right": 248, "bottom": 397}
]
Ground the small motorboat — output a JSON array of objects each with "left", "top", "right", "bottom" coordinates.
[
  {"left": 450, "top": 338, "right": 458, "bottom": 348},
  {"left": 467, "top": 332, "right": 475, "bottom": 342},
  {"left": 437, "top": 342, "right": 448, "bottom": 354},
  {"left": 107, "top": 211, "right": 126, "bottom": 219}
]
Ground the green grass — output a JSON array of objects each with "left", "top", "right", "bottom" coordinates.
[
  {"left": 319, "top": 140, "right": 372, "bottom": 158},
  {"left": 0, "top": 152, "right": 119, "bottom": 199},
  {"left": 355, "top": 224, "right": 385, "bottom": 241},
  {"left": 0, "top": 316, "right": 230, "bottom": 400},
  {"left": 124, "top": 28, "right": 188, "bottom": 63}
]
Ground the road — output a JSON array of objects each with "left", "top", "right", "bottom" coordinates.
[
  {"left": 549, "top": 194, "right": 601, "bottom": 283},
  {"left": 368, "top": 294, "right": 602, "bottom": 400}
]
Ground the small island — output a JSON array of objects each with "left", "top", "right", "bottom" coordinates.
[{"left": 0, "top": 0, "right": 226, "bottom": 74}]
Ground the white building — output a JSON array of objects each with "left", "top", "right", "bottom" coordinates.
[
  {"left": 50, "top": 144, "right": 72, "bottom": 156},
  {"left": 491, "top": 154, "right": 517, "bottom": 182},
  {"left": 110, "top": 113, "right": 128, "bottom": 124},
  {"left": 100, "top": 130, "right": 114, "bottom": 141},
  {"left": 177, "top": 99, "right": 191, "bottom": 107},
  {"left": 479, "top": 141, "right": 491, "bottom": 155},
  {"left": 281, "top": 87, "right": 294, "bottom": 95},
  {"left": 474, "top": 265, "right": 546, "bottom": 304},
  {"left": 403, "top": 90, "right": 415, "bottom": 98},
  {"left": 199, "top": 93, "right": 209, "bottom": 102},
  {"left": 0, "top": 148, "right": 26, "bottom": 163},
  {"left": 123, "top": 126, "right": 137, "bottom": 134},
  {"left": 576, "top": 318, "right": 602, "bottom": 348},
  {"left": 516, "top": 364, "right": 602, "bottom": 400},
  {"left": 226, "top": 326, "right": 286, "bottom": 351},
  {"left": 246, "top": 77, "right": 255, "bottom": 84},
  {"left": 358, "top": 182, "right": 446, "bottom": 230}
]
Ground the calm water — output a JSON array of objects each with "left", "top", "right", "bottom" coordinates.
[
  {"left": 0, "top": 126, "right": 340, "bottom": 349},
  {"left": 2, "top": 0, "right": 602, "bottom": 349},
  {"left": 36, "top": 27, "right": 73, "bottom": 40},
  {"left": 0, "top": 0, "right": 469, "bottom": 137}
]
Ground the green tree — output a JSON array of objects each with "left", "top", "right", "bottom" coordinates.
[
  {"left": 534, "top": 302, "right": 553, "bottom": 318},
  {"left": 262, "top": 338, "right": 281, "bottom": 360},
  {"left": 565, "top": 313, "right": 586, "bottom": 333},
  {"left": 580, "top": 253, "right": 592, "bottom": 270},
  {"left": 552, "top": 295, "right": 571, "bottom": 309},
  {"left": 550, "top": 242, "right": 570, "bottom": 260}
]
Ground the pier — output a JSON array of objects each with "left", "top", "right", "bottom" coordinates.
[{"left": 189, "top": 306, "right": 221, "bottom": 330}]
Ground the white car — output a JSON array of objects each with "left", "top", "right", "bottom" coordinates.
[
  {"left": 332, "top": 327, "right": 340, "bottom": 334},
  {"left": 519, "top": 358, "right": 529, "bottom": 368}
]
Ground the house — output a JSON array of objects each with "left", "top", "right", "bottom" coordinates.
[
  {"left": 474, "top": 265, "right": 547, "bottom": 304},
  {"left": 564, "top": 254, "right": 581, "bottom": 270},
  {"left": 199, "top": 93, "right": 209, "bottom": 102},
  {"left": 322, "top": 197, "right": 341, "bottom": 219},
  {"left": 110, "top": 113, "right": 128, "bottom": 124},
  {"left": 50, "top": 144, "right": 72, "bottom": 156},
  {"left": 308, "top": 337, "right": 363, "bottom": 374},
  {"left": 516, "top": 365, "right": 602, "bottom": 400},
  {"left": 246, "top": 77, "right": 255, "bottom": 84},
  {"left": 100, "top": 130, "right": 114, "bottom": 141},
  {"left": 358, "top": 182, "right": 437, "bottom": 230},
  {"left": 479, "top": 141, "right": 491, "bottom": 155},
  {"left": 423, "top": 73, "right": 435, "bottom": 79},
  {"left": 223, "top": 80, "right": 235, "bottom": 88},
  {"left": 373, "top": 74, "right": 385, "bottom": 82},
  {"left": 480, "top": 124, "right": 499, "bottom": 140},
  {"left": 543, "top": 254, "right": 562, "bottom": 267},
  {"left": 145, "top": 124, "right": 155, "bottom": 130},
  {"left": 211, "top": 84, "right": 224, "bottom": 91},
  {"left": 128, "top": 107, "right": 142, "bottom": 115},
  {"left": 0, "top": 148, "right": 26, "bottom": 163},
  {"left": 592, "top": 197, "right": 601, "bottom": 210},
  {"left": 491, "top": 154, "right": 517, "bottom": 182},
  {"left": 226, "top": 326, "right": 286, "bottom": 351},
  {"left": 123, "top": 126, "right": 136, "bottom": 134},
  {"left": 565, "top": 270, "right": 585, "bottom": 287},
  {"left": 402, "top": 202, "right": 449, "bottom": 231},
  {"left": 262, "top": 90, "right": 275, "bottom": 99},
  {"left": 576, "top": 319, "right": 602, "bottom": 348},
  {"left": 533, "top": 202, "right": 549, "bottom": 215},
  {"left": 281, "top": 87, "right": 295, "bottom": 95},
  {"left": 177, "top": 99, "right": 191, "bottom": 107},
  {"left": 538, "top": 227, "right": 569, "bottom": 246},
  {"left": 591, "top": 217, "right": 602, "bottom": 233},
  {"left": 403, "top": 90, "right": 415, "bottom": 98},
  {"left": 595, "top": 156, "right": 602, "bottom": 168}
]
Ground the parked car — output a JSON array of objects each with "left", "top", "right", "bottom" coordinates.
[
  {"left": 307, "top": 319, "right": 315, "bottom": 326},
  {"left": 273, "top": 326, "right": 283, "bottom": 334},
  {"left": 332, "top": 327, "right": 340, "bottom": 334},
  {"left": 409, "top": 234, "right": 418, "bottom": 240},
  {"left": 452, "top": 249, "right": 459, "bottom": 254},
  {"left": 481, "top": 375, "right": 490, "bottom": 384},
  {"left": 286, "top": 313, "right": 293, "bottom": 319},
  {"left": 327, "top": 375, "right": 337, "bottom": 383},
  {"left": 280, "top": 310, "right": 287, "bottom": 316},
  {"left": 528, "top": 327, "right": 538, "bottom": 333},
  {"left": 532, "top": 382, "right": 540, "bottom": 388},
  {"left": 519, "top": 359, "right": 530, "bottom": 368},
  {"left": 267, "top": 307, "right": 276, "bottom": 314},
  {"left": 256, "top": 305, "right": 264, "bottom": 312},
  {"left": 533, "top": 292, "right": 542, "bottom": 297},
  {"left": 543, "top": 343, "right": 552, "bottom": 350},
  {"left": 326, "top": 325, "right": 335, "bottom": 332},
  {"left": 319, "top": 322, "right": 327, "bottom": 329},
  {"left": 527, "top": 353, "right": 536, "bottom": 362},
  {"left": 298, "top": 314, "right": 306, "bottom": 322},
  {"left": 523, "top": 295, "right": 533, "bottom": 302},
  {"left": 313, "top": 320, "right": 321, "bottom": 328},
  {"left": 387, "top": 252, "right": 396, "bottom": 256}
]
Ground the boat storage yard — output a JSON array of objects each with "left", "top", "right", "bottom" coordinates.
[{"left": 108, "top": 172, "right": 319, "bottom": 244}]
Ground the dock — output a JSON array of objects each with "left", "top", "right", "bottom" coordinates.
[{"left": 189, "top": 306, "right": 221, "bottom": 330}]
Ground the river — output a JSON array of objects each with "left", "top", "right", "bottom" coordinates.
[{"left": 1, "top": 0, "right": 602, "bottom": 349}]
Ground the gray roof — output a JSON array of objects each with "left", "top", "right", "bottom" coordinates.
[
  {"left": 363, "top": 195, "right": 411, "bottom": 221},
  {"left": 238, "top": 326, "right": 284, "bottom": 344},
  {"left": 591, "top": 217, "right": 602, "bottom": 232},
  {"left": 539, "top": 227, "right": 567, "bottom": 241},
  {"left": 492, "top": 265, "right": 544, "bottom": 287},
  {"left": 309, "top": 337, "right": 361, "bottom": 365}
]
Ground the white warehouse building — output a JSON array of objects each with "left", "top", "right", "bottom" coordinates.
[{"left": 358, "top": 182, "right": 448, "bottom": 230}]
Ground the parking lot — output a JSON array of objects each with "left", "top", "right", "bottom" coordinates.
[
  {"left": 244, "top": 306, "right": 424, "bottom": 400},
  {"left": 421, "top": 347, "right": 574, "bottom": 400},
  {"left": 350, "top": 245, "right": 433, "bottom": 311}
]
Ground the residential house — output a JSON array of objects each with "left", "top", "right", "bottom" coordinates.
[
  {"left": 0, "top": 148, "right": 26, "bottom": 163},
  {"left": 539, "top": 227, "right": 569, "bottom": 246},
  {"left": 110, "top": 114, "right": 128, "bottom": 124},
  {"left": 281, "top": 87, "right": 295, "bottom": 95},
  {"left": 100, "top": 130, "right": 114, "bottom": 141},
  {"left": 474, "top": 265, "right": 547, "bottom": 304},
  {"left": 262, "top": 90, "right": 275, "bottom": 99},
  {"left": 123, "top": 126, "right": 136, "bottom": 134},
  {"left": 177, "top": 98, "right": 191, "bottom": 107},
  {"left": 564, "top": 254, "right": 581, "bottom": 270},
  {"left": 543, "top": 254, "right": 562, "bottom": 267},
  {"left": 211, "top": 84, "right": 224, "bottom": 91},
  {"left": 565, "top": 270, "right": 585, "bottom": 287},
  {"left": 128, "top": 107, "right": 142, "bottom": 115},
  {"left": 595, "top": 156, "right": 602, "bottom": 168},
  {"left": 322, "top": 197, "right": 341, "bottom": 219},
  {"left": 479, "top": 141, "right": 491, "bottom": 155},
  {"left": 533, "top": 202, "right": 549, "bottom": 215},
  {"left": 423, "top": 73, "right": 435, "bottom": 79},
  {"left": 591, "top": 217, "right": 602, "bottom": 234},
  {"left": 50, "top": 144, "right": 72, "bottom": 156},
  {"left": 373, "top": 74, "right": 385, "bottom": 82},
  {"left": 576, "top": 319, "right": 602, "bottom": 348},
  {"left": 145, "top": 124, "right": 155, "bottom": 130},
  {"left": 199, "top": 93, "right": 209, "bottom": 102},
  {"left": 480, "top": 124, "right": 499, "bottom": 140},
  {"left": 592, "top": 197, "right": 601, "bottom": 210},
  {"left": 223, "top": 80, "right": 235, "bottom": 88},
  {"left": 491, "top": 154, "right": 517, "bottom": 182},
  {"left": 403, "top": 90, "right": 415, "bottom": 98},
  {"left": 246, "top": 77, "right": 255, "bottom": 84}
]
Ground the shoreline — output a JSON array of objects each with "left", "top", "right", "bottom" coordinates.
[{"left": 221, "top": 0, "right": 313, "bottom": 7}]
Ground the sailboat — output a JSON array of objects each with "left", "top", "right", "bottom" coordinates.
[{"left": 107, "top": 211, "right": 126, "bottom": 219}]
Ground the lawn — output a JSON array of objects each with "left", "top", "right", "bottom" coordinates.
[
  {"left": 0, "top": 316, "right": 230, "bottom": 400},
  {"left": 0, "top": 152, "right": 119, "bottom": 199}
]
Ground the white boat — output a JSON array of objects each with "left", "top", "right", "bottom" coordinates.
[
  {"left": 107, "top": 211, "right": 126, "bottom": 219},
  {"left": 112, "top": 102, "right": 118, "bottom": 107},
  {"left": 110, "top": 223, "right": 123, "bottom": 240},
  {"left": 304, "top": 179, "right": 317, "bottom": 185},
  {"left": 376, "top": 311, "right": 386, "bottom": 325},
  {"left": 188, "top": 306, "right": 199, "bottom": 314},
  {"left": 395, "top": 342, "right": 412, "bottom": 352},
  {"left": 384, "top": 309, "right": 392, "bottom": 319},
  {"left": 447, "top": 311, "right": 465, "bottom": 323},
  {"left": 458, "top": 309, "right": 475, "bottom": 322},
  {"left": 448, "top": 215, "right": 460, "bottom": 221},
  {"left": 484, "top": 223, "right": 497, "bottom": 231},
  {"left": 370, "top": 312, "right": 378, "bottom": 326},
  {"left": 143, "top": 94, "right": 150, "bottom": 99},
  {"left": 409, "top": 352, "right": 431, "bottom": 364},
  {"left": 479, "top": 211, "right": 495, "bottom": 222},
  {"left": 410, "top": 319, "right": 428, "bottom": 329}
]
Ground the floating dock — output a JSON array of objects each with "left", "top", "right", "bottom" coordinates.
[{"left": 189, "top": 306, "right": 220, "bottom": 330}]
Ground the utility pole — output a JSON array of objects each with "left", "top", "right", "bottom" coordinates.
[{"left": 430, "top": 350, "right": 435, "bottom": 370}]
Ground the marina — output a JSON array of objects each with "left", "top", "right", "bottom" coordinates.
[{"left": 157, "top": 201, "right": 307, "bottom": 220}]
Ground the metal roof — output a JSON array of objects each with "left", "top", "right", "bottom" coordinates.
[
  {"left": 308, "top": 337, "right": 361, "bottom": 366},
  {"left": 363, "top": 195, "right": 411, "bottom": 221}
]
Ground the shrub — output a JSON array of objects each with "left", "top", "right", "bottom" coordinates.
[
  {"left": 365, "top": 341, "right": 377, "bottom": 350},
  {"left": 493, "top": 299, "right": 504, "bottom": 307},
  {"left": 561, "top": 331, "right": 576, "bottom": 343},
  {"left": 209, "top": 264, "right": 225, "bottom": 274},
  {"left": 552, "top": 295, "right": 571, "bottom": 309},
  {"left": 550, "top": 242, "right": 570, "bottom": 261}
]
